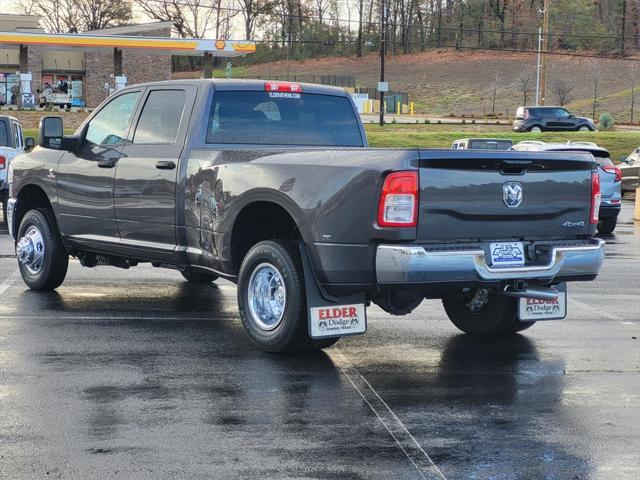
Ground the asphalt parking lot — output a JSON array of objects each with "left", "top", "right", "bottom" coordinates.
[{"left": 0, "top": 202, "right": 638, "bottom": 480}]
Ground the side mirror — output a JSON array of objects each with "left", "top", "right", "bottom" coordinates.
[
  {"left": 24, "top": 137, "right": 35, "bottom": 151},
  {"left": 39, "top": 116, "right": 63, "bottom": 149}
]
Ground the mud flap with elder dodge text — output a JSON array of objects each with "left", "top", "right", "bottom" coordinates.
[
  {"left": 518, "top": 283, "right": 567, "bottom": 321},
  {"left": 299, "top": 245, "right": 367, "bottom": 339}
]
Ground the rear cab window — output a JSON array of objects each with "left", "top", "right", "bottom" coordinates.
[
  {"left": 468, "top": 140, "right": 513, "bottom": 150},
  {"left": 206, "top": 90, "right": 363, "bottom": 147},
  {"left": 0, "top": 121, "right": 8, "bottom": 147}
]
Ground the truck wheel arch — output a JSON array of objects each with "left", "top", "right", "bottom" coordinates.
[
  {"left": 229, "top": 198, "right": 306, "bottom": 275},
  {"left": 13, "top": 185, "right": 54, "bottom": 239}
]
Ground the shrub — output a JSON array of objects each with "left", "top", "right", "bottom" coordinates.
[
  {"left": 599, "top": 113, "right": 614, "bottom": 131},
  {"left": 424, "top": 119, "right": 430, "bottom": 124}
]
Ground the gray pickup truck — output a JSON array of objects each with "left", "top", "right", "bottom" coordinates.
[{"left": 7, "top": 80, "right": 605, "bottom": 352}]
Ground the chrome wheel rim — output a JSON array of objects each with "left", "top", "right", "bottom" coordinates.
[
  {"left": 578, "top": 126, "right": 589, "bottom": 131},
  {"left": 531, "top": 127, "right": 541, "bottom": 133},
  {"left": 16, "top": 225, "right": 46, "bottom": 275},
  {"left": 247, "top": 263, "right": 287, "bottom": 331}
]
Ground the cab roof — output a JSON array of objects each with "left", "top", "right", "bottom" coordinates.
[{"left": 124, "top": 78, "right": 350, "bottom": 97}]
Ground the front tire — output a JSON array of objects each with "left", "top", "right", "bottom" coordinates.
[
  {"left": 237, "top": 240, "right": 338, "bottom": 352},
  {"left": 597, "top": 217, "right": 617, "bottom": 235},
  {"left": 16, "top": 209, "right": 68, "bottom": 291},
  {"left": 442, "top": 288, "right": 535, "bottom": 335},
  {"left": 578, "top": 125, "right": 591, "bottom": 132},
  {"left": 529, "top": 126, "right": 542, "bottom": 133}
]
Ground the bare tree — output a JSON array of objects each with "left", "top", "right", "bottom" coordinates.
[
  {"left": 514, "top": 70, "right": 532, "bottom": 105},
  {"left": 628, "top": 63, "right": 640, "bottom": 123},
  {"left": 551, "top": 78, "right": 574, "bottom": 106},
  {"left": 237, "top": 0, "right": 276, "bottom": 40},
  {"left": 490, "top": 72, "right": 500, "bottom": 114},
  {"left": 589, "top": 59, "right": 603, "bottom": 119},
  {"left": 17, "top": 0, "right": 132, "bottom": 32},
  {"left": 135, "top": 0, "right": 237, "bottom": 39}
]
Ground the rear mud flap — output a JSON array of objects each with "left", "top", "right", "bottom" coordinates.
[{"left": 299, "top": 244, "right": 367, "bottom": 339}]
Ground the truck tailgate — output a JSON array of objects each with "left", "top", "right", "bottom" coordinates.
[{"left": 417, "top": 150, "right": 595, "bottom": 241}]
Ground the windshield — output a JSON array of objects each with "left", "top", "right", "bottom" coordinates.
[{"left": 206, "top": 91, "right": 363, "bottom": 147}]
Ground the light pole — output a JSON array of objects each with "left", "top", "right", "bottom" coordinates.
[
  {"left": 535, "top": 27, "right": 542, "bottom": 105},
  {"left": 379, "top": 0, "right": 386, "bottom": 126}
]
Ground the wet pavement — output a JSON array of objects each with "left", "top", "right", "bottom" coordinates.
[{"left": 0, "top": 202, "right": 638, "bottom": 479}]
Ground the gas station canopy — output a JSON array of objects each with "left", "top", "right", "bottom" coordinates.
[{"left": 0, "top": 31, "right": 256, "bottom": 57}]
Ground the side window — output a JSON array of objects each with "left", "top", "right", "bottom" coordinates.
[
  {"left": 85, "top": 91, "right": 141, "bottom": 146},
  {"left": 16, "top": 124, "right": 23, "bottom": 148},
  {"left": 133, "top": 90, "right": 186, "bottom": 144},
  {"left": 12, "top": 122, "right": 21, "bottom": 148}
]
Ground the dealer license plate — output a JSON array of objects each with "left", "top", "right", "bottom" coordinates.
[
  {"left": 518, "top": 285, "right": 567, "bottom": 321},
  {"left": 309, "top": 304, "right": 367, "bottom": 339},
  {"left": 490, "top": 242, "right": 525, "bottom": 267}
]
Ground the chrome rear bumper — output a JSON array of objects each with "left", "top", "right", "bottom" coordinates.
[{"left": 376, "top": 239, "right": 605, "bottom": 284}]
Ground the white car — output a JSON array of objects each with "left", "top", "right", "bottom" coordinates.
[
  {"left": 619, "top": 147, "right": 639, "bottom": 193},
  {"left": 0, "top": 116, "right": 27, "bottom": 223}
]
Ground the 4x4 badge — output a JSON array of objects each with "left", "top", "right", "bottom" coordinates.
[{"left": 503, "top": 182, "right": 523, "bottom": 208}]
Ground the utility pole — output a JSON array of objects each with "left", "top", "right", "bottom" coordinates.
[
  {"left": 379, "top": 0, "right": 386, "bottom": 126},
  {"left": 535, "top": 27, "right": 542, "bottom": 105},
  {"left": 539, "top": 0, "right": 550, "bottom": 105}
]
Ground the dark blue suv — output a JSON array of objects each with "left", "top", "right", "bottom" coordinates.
[{"left": 513, "top": 106, "right": 596, "bottom": 133}]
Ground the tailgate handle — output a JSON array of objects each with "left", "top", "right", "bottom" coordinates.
[
  {"left": 501, "top": 159, "right": 533, "bottom": 166},
  {"left": 500, "top": 159, "right": 532, "bottom": 175}
]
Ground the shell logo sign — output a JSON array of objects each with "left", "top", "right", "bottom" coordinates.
[{"left": 215, "top": 40, "right": 226, "bottom": 50}]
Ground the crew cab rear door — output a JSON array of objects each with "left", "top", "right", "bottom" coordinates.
[{"left": 115, "top": 85, "right": 196, "bottom": 252}]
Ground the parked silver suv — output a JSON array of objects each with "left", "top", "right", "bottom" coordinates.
[{"left": 511, "top": 141, "right": 622, "bottom": 234}]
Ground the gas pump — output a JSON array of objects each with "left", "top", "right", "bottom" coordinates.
[
  {"left": 114, "top": 75, "right": 127, "bottom": 92},
  {"left": 19, "top": 72, "right": 35, "bottom": 108}
]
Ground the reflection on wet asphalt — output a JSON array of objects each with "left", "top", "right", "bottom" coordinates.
[{"left": 0, "top": 203, "right": 638, "bottom": 479}]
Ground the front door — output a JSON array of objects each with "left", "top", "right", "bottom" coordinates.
[
  {"left": 56, "top": 90, "right": 142, "bottom": 241},
  {"left": 115, "top": 86, "right": 195, "bottom": 251}
]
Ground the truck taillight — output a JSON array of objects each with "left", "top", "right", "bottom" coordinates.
[
  {"left": 590, "top": 171, "right": 601, "bottom": 225},
  {"left": 0, "top": 155, "right": 5, "bottom": 170},
  {"left": 264, "top": 82, "right": 302, "bottom": 93},
  {"left": 377, "top": 171, "right": 418, "bottom": 227},
  {"left": 602, "top": 165, "right": 622, "bottom": 182}
]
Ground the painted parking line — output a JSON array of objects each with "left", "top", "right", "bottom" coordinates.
[
  {"left": 569, "top": 298, "right": 625, "bottom": 322},
  {"left": 332, "top": 350, "right": 447, "bottom": 480},
  {"left": 0, "top": 268, "right": 20, "bottom": 296},
  {"left": 0, "top": 315, "right": 235, "bottom": 321}
]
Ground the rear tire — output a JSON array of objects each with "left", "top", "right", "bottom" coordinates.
[
  {"left": 578, "top": 125, "right": 591, "bottom": 132},
  {"left": 16, "top": 209, "right": 68, "bottom": 291},
  {"left": 529, "top": 126, "right": 542, "bottom": 133},
  {"left": 237, "top": 240, "right": 340, "bottom": 353},
  {"left": 597, "top": 217, "right": 617, "bottom": 235},
  {"left": 181, "top": 270, "right": 218, "bottom": 283},
  {"left": 442, "top": 288, "right": 535, "bottom": 335}
]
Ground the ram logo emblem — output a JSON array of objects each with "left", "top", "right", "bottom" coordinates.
[{"left": 503, "top": 182, "right": 523, "bottom": 208}]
